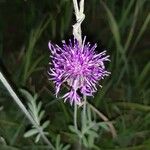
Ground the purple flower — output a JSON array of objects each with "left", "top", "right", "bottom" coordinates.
[{"left": 48, "top": 37, "right": 110, "bottom": 105}]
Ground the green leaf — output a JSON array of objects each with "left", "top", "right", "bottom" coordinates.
[
  {"left": 62, "top": 145, "right": 70, "bottom": 150},
  {"left": 27, "top": 55, "right": 45, "bottom": 79},
  {"left": 69, "top": 125, "right": 77, "bottom": 134},
  {"left": 119, "top": 0, "right": 135, "bottom": 27},
  {"left": 98, "top": 122, "right": 110, "bottom": 131},
  {"left": 20, "top": 89, "right": 33, "bottom": 101},
  {"left": 86, "top": 130, "right": 99, "bottom": 138},
  {"left": 37, "top": 101, "right": 42, "bottom": 114},
  {"left": 0, "top": 136, "right": 7, "bottom": 145},
  {"left": 38, "top": 110, "right": 45, "bottom": 122},
  {"left": 35, "top": 133, "right": 41, "bottom": 143},
  {"left": 100, "top": 0, "right": 122, "bottom": 50},
  {"left": 24, "top": 129, "right": 39, "bottom": 138},
  {"left": 42, "top": 120, "right": 50, "bottom": 130},
  {"left": 33, "top": 94, "right": 38, "bottom": 101},
  {"left": 56, "top": 135, "right": 61, "bottom": 149},
  {"left": 137, "top": 62, "right": 150, "bottom": 88},
  {"left": 88, "top": 135, "right": 94, "bottom": 148},
  {"left": 0, "top": 145, "right": 19, "bottom": 150},
  {"left": 22, "top": 17, "right": 51, "bottom": 84},
  {"left": 69, "top": 125, "right": 81, "bottom": 137},
  {"left": 115, "top": 102, "right": 150, "bottom": 112},
  {"left": 132, "top": 13, "right": 150, "bottom": 49},
  {"left": 124, "top": 0, "right": 139, "bottom": 52},
  {"left": 82, "top": 122, "right": 96, "bottom": 135},
  {"left": 82, "top": 136, "right": 88, "bottom": 147}
]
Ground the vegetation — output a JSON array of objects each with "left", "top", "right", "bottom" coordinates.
[{"left": 0, "top": 0, "right": 150, "bottom": 149}]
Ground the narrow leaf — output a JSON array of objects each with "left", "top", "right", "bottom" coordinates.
[
  {"left": 24, "top": 129, "right": 39, "bottom": 138},
  {"left": 42, "top": 120, "right": 50, "bottom": 130},
  {"left": 35, "top": 134, "right": 41, "bottom": 143}
]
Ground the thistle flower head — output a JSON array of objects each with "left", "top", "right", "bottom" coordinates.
[{"left": 48, "top": 37, "right": 110, "bottom": 105}]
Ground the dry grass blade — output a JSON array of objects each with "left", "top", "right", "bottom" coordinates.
[{"left": 87, "top": 102, "right": 117, "bottom": 138}]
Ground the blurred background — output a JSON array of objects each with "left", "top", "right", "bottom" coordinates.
[{"left": 0, "top": 0, "right": 150, "bottom": 149}]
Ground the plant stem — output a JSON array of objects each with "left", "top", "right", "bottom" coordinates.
[
  {"left": 80, "top": 95, "right": 87, "bottom": 150},
  {"left": 82, "top": 95, "right": 87, "bottom": 129},
  {"left": 74, "top": 103, "right": 78, "bottom": 131},
  {"left": 78, "top": 138, "right": 82, "bottom": 150},
  {"left": 0, "top": 71, "right": 54, "bottom": 149},
  {"left": 83, "top": 95, "right": 86, "bottom": 117}
]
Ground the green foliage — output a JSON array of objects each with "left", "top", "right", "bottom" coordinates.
[
  {"left": 20, "top": 89, "right": 49, "bottom": 143},
  {"left": 22, "top": 17, "right": 51, "bottom": 85},
  {"left": 53, "top": 135, "right": 70, "bottom": 150},
  {"left": 69, "top": 104, "right": 110, "bottom": 149},
  {"left": 0, "top": 0, "right": 149, "bottom": 149}
]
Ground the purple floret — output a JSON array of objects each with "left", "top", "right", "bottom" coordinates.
[{"left": 48, "top": 37, "right": 110, "bottom": 105}]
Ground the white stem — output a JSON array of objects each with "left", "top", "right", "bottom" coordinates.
[
  {"left": 0, "top": 72, "right": 54, "bottom": 149},
  {"left": 72, "top": 0, "right": 85, "bottom": 45}
]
